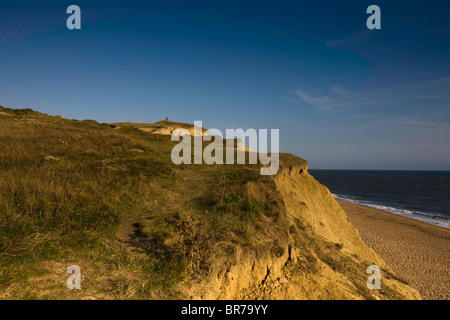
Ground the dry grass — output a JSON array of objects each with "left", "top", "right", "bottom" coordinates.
[
  {"left": 0, "top": 106, "right": 281, "bottom": 299},
  {"left": 0, "top": 106, "right": 419, "bottom": 300}
]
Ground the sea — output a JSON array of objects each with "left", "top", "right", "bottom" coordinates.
[{"left": 309, "top": 170, "right": 450, "bottom": 229}]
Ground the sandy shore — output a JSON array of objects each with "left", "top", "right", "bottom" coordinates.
[{"left": 338, "top": 199, "right": 450, "bottom": 300}]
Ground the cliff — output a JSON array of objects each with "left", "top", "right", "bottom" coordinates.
[
  {"left": 0, "top": 106, "right": 419, "bottom": 299},
  {"left": 175, "top": 155, "right": 419, "bottom": 299}
]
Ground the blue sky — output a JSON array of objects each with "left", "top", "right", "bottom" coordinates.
[{"left": 1, "top": 0, "right": 450, "bottom": 170}]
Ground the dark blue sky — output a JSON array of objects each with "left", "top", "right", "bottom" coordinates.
[{"left": 1, "top": 0, "right": 450, "bottom": 170}]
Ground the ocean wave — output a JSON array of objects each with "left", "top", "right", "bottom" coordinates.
[{"left": 333, "top": 193, "right": 450, "bottom": 229}]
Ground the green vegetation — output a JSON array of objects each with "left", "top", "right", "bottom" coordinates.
[
  {"left": 0, "top": 106, "right": 419, "bottom": 300},
  {"left": 0, "top": 106, "right": 277, "bottom": 299}
]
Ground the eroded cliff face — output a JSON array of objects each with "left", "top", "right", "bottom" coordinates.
[
  {"left": 113, "top": 121, "right": 211, "bottom": 136},
  {"left": 182, "top": 156, "right": 420, "bottom": 300}
]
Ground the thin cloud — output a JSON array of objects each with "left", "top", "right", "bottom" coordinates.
[
  {"left": 325, "top": 31, "right": 372, "bottom": 47},
  {"left": 294, "top": 76, "right": 450, "bottom": 113},
  {"left": 388, "top": 116, "right": 450, "bottom": 128},
  {"left": 293, "top": 90, "right": 335, "bottom": 111},
  {"left": 294, "top": 85, "right": 370, "bottom": 111}
]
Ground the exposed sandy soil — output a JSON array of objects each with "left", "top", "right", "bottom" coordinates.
[{"left": 338, "top": 200, "right": 450, "bottom": 300}]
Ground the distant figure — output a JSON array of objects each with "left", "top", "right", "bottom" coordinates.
[{"left": 165, "top": 117, "right": 170, "bottom": 122}]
